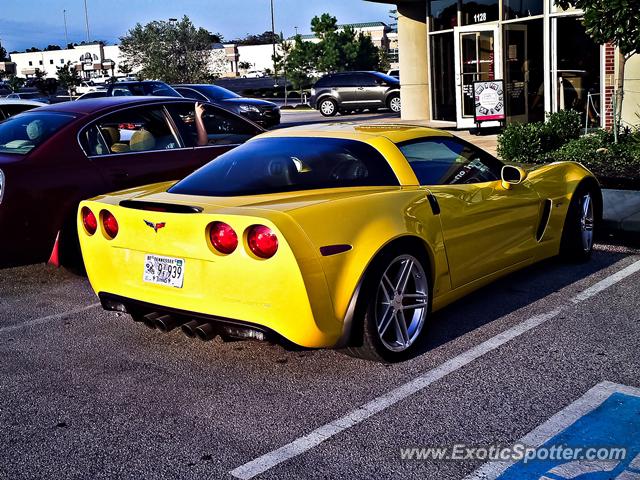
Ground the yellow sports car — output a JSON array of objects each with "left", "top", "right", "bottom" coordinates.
[{"left": 78, "top": 124, "right": 600, "bottom": 362}]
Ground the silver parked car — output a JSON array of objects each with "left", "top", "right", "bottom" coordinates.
[{"left": 308, "top": 71, "right": 401, "bottom": 117}]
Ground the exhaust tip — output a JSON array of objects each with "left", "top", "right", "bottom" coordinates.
[
  {"left": 181, "top": 319, "right": 202, "bottom": 338},
  {"left": 155, "top": 314, "right": 179, "bottom": 332},
  {"left": 195, "top": 322, "right": 217, "bottom": 342}
]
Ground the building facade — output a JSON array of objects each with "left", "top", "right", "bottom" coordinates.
[{"left": 369, "top": 0, "right": 637, "bottom": 130}]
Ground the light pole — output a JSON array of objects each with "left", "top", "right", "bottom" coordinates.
[
  {"left": 83, "top": 0, "right": 90, "bottom": 43},
  {"left": 270, "top": 0, "right": 277, "bottom": 86},
  {"left": 63, "top": 9, "right": 69, "bottom": 48}
]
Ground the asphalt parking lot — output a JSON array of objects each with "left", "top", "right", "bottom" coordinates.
[{"left": 1, "top": 239, "right": 639, "bottom": 480}]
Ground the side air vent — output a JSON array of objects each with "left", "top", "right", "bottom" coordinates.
[
  {"left": 536, "top": 199, "right": 553, "bottom": 241},
  {"left": 119, "top": 199, "right": 203, "bottom": 213}
]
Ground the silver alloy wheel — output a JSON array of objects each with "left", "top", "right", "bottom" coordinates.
[
  {"left": 320, "top": 99, "right": 335, "bottom": 115},
  {"left": 375, "top": 254, "right": 428, "bottom": 352},
  {"left": 580, "top": 192, "right": 594, "bottom": 252},
  {"left": 389, "top": 96, "right": 401, "bottom": 113}
]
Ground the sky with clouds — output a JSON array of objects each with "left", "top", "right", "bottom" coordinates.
[{"left": 0, "top": 0, "right": 394, "bottom": 52}]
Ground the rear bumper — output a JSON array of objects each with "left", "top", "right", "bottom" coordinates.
[{"left": 99, "top": 292, "right": 283, "bottom": 341}]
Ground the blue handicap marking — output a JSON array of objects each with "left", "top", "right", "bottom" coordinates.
[{"left": 497, "top": 388, "right": 640, "bottom": 480}]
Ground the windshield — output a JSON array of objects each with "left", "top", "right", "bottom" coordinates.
[
  {"left": 200, "top": 85, "right": 239, "bottom": 100},
  {"left": 111, "top": 83, "right": 181, "bottom": 97},
  {"left": 169, "top": 137, "right": 399, "bottom": 197},
  {"left": 372, "top": 72, "right": 399, "bottom": 85},
  {"left": 0, "top": 111, "right": 76, "bottom": 155}
]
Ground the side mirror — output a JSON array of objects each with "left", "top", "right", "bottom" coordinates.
[{"left": 501, "top": 165, "right": 527, "bottom": 190}]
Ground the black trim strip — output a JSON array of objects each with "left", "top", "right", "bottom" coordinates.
[
  {"left": 119, "top": 199, "right": 203, "bottom": 213},
  {"left": 98, "top": 292, "right": 280, "bottom": 340}
]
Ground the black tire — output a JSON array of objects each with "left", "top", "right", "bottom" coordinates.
[
  {"left": 345, "top": 244, "right": 432, "bottom": 363},
  {"left": 387, "top": 93, "right": 401, "bottom": 113},
  {"left": 318, "top": 98, "right": 338, "bottom": 117},
  {"left": 559, "top": 181, "right": 600, "bottom": 262}
]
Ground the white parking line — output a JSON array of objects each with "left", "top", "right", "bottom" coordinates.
[
  {"left": 0, "top": 303, "right": 101, "bottom": 335},
  {"left": 463, "top": 381, "right": 640, "bottom": 479},
  {"left": 229, "top": 258, "right": 640, "bottom": 480}
]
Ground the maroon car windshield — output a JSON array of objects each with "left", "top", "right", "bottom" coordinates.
[{"left": 0, "top": 111, "right": 76, "bottom": 155}]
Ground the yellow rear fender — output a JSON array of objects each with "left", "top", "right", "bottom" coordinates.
[
  {"left": 286, "top": 188, "right": 449, "bottom": 342},
  {"left": 525, "top": 161, "right": 600, "bottom": 257}
]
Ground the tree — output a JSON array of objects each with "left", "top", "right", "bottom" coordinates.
[
  {"left": 56, "top": 62, "right": 81, "bottom": 97},
  {"left": 119, "top": 15, "right": 215, "bottom": 83},
  {"left": 118, "top": 62, "right": 133, "bottom": 76},
  {"left": 231, "top": 31, "right": 279, "bottom": 46},
  {"left": 45, "top": 45, "right": 62, "bottom": 51},
  {"left": 238, "top": 61, "right": 252, "bottom": 71},
  {"left": 33, "top": 70, "right": 58, "bottom": 97},
  {"left": 556, "top": 0, "right": 640, "bottom": 139},
  {"left": 0, "top": 42, "right": 8, "bottom": 61},
  {"left": 6, "top": 75, "right": 25, "bottom": 92},
  {"left": 307, "top": 14, "right": 380, "bottom": 72}
]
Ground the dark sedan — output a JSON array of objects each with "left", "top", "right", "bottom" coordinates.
[
  {"left": 173, "top": 84, "right": 280, "bottom": 128},
  {"left": 0, "top": 96, "right": 263, "bottom": 269},
  {"left": 105, "top": 81, "right": 182, "bottom": 98}
]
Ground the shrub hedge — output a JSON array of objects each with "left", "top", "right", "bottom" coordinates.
[{"left": 498, "top": 110, "right": 640, "bottom": 189}]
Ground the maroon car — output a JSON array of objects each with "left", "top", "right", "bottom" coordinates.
[{"left": 0, "top": 96, "right": 263, "bottom": 269}]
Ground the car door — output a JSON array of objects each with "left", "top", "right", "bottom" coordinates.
[
  {"left": 353, "top": 73, "right": 386, "bottom": 107},
  {"left": 165, "top": 101, "right": 263, "bottom": 166},
  {"left": 399, "top": 137, "right": 543, "bottom": 288},
  {"left": 334, "top": 73, "right": 359, "bottom": 106},
  {"left": 81, "top": 104, "right": 198, "bottom": 190}
]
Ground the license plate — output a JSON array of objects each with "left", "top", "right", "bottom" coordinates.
[{"left": 143, "top": 254, "right": 185, "bottom": 288}]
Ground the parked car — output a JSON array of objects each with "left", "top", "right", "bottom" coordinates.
[
  {"left": 0, "top": 99, "right": 46, "bottom": 120},
  {"left": 105, "top": 81, "right": 181, "bottom": 98},
  {"left": 387, "top": 69, "right": 400, "bottom": 79},
  {"left": 6, "top": 92, "right": 51, "bottom": 103},
  {"left": 76, "top": 81, "right": 106, "bottom": 95},
  {"left": 173, "top": 84, "right": 281, "bottom": 127},
  {"left": 75, "top": 90, "right": 108, "bottom": 101},
  {"left": 309, "top": 71, "right": 401, "bottom": 117},
  {"left": 242, "top": 69, "right": 265, "bottom": 78},
  {"left": 0, "top": 86, "right": 12, "bottom": 97},
  {"left": 78, "top": 124, "right": 601, "bottom": 362},
  {"left": 0, "top": 96, "right": 263, "bottom": 269}
]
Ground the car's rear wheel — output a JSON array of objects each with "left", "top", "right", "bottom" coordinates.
[
  {"left": 347, "top": 248, "right": 431, "bottom": 362},
  {"left": 387, "top": 94, "right": 401, "bottom": 113},
  {"left": 559, "top": 183, "right": 599, "bottom": 262},
  {"left": 318, "top": 98, "right": 338, "bottom": 117}
]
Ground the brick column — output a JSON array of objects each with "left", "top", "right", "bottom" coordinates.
[{"left": 603, "top": 43, "right": 617, "bottom": 130}]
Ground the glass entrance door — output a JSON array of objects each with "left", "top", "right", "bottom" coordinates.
[{"left": 454, "top": 24, "right": 502, "bottom": 129}]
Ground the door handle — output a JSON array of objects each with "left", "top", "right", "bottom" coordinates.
[{"left": 357, "top": 87, "right": 365, "bottom": 90}]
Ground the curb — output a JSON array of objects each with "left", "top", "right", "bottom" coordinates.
[{"left": 602, "top": 189, "right": 640, "bottom": 234}]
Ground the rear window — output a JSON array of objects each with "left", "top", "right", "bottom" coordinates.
[
  {"left": 0, "top": 111, "right": 75, "bottom": 155},
  {"left": 169, "top": 137, "right": 399, "bottom": 197}
]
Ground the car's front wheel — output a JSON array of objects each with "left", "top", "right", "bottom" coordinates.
[
  {"left": 318, "top": 98, "right": 338, "bottom": 117},
  {"left": 559, "top": 183, "right": 599, "bottom": 262},
  {"left": 388, "top": 94, "right": 401, "bottom": 113},
  {"left": 347, "top": 249, "right": 431, "bottom": 362}
]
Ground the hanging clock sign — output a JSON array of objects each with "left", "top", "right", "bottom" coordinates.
[{"left": 473, "top": 80, "right": 505, "bottom": 123}]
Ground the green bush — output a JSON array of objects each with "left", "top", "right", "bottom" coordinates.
[
  {"left": 497, "top": 110, "right": 582, "bottom": 163},
  {"left": 549, "top": 129, "right": 640, "bottom": 188}
]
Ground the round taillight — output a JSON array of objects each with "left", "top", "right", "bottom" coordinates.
[
  {"left": 102, "top": 210, "right": 119, "bottom": 239},
  {"left": 82, "top": 207, "right": 97, "bottom": 235},
  {"left": 209, "top": 221, "right": 238, "bottom": 254},
  {"left": 247, "top": 225, "right": 278, "bottom": 259}
]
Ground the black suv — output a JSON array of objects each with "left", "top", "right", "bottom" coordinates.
[{"left": 309, "top": 71, "right": 400, "bottom": 117}]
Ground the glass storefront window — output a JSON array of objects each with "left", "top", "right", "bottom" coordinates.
[
  {"left": 556, "top": 17, "right": 601, "bottom": 127},
  {"left": 430, "top": 33, "right": 456, "bottom": 121},
  {"left": 460, "top": 30, "right": 496, "bottom": 117},
  {"left": 504, "top": 19, "right": 545, "bottom": 123},
  {"left": 461, "top": 0, "right": 499, "bottom": 26},
  {"left": 503, "top": 0, "right": 543, "bottom": 20},
  {"left": 430, "top": 0, "right": 459, "bottom": 31}
]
